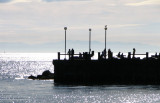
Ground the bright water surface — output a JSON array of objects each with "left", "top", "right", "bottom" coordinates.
[{"left": 1, "top": 53, "right": 160, "bottom": 103}]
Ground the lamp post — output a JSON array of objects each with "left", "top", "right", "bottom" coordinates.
[
  {"left": 89, "top": 28, "right": 91, "bottom": 53},
  {"left": 64, "top": 27, "right": 67, "bottom": 59},
  {"left": 104, "top": 25, "right": 107, "bottom": 59}
]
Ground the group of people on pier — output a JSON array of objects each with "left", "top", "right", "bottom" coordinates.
[{"left": 58, "top": 48, "right": 160, "bottom": 60}]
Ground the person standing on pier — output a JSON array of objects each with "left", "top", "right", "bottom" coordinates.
[{"left": 133, "top": 48, "right": 136, "bottom": 58}]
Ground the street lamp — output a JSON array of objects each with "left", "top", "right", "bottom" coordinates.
[
  {"left": 89, "top": 28, "right": 91, "bottom": 53},
  {"left": 64, "top": 27, "right": 67, "bottom": 59},
  {"left": 104, "top": 25, "right": 107, "bottom": 59}
]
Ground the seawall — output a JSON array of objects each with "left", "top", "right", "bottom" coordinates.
[{"left": 53, "top": 58, "right": 160, "bottom": 85}]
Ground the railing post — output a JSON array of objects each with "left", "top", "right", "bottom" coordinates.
[
  {"left": 146, "top": 52, "right": 149, "bottom": 59},
  {"left": 98, "top": 52, "right": 100, "bottom": 60},
  {"left": 58, "top": 52, "right": 60, "bottom": 60}
]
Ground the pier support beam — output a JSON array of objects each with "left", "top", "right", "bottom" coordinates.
[
  {"left": 58, "top": 52, "right": 60, "bottom": 60},
  {"left": 98, "top": 52, "right": 100, "bottom": 60},
  {"left": 146, "top": 52, "right": 149, "bottom": 59}
]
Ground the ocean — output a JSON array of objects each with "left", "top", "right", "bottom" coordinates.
[{"left": 1, "top": 53, "right": 160, "bottom": 103}]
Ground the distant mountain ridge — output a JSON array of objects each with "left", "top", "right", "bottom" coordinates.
[{"left": 0, "top": 41, "right": 159, "bottom": 53}]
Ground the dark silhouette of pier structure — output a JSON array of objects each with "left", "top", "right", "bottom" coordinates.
[{"left": 53, "top": 26, "right": 160, "bottom": 85}]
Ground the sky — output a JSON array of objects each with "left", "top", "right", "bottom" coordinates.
[{"left": 0, "top": 0, "right": 160, "bottom": 53}]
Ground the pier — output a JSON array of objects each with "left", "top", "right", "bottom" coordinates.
[
  {"left": 53, "top": 49, "right": 160, "bottom": 85},
  {"left": 53, "top": 26, "right": 160, "bottom": 85}
]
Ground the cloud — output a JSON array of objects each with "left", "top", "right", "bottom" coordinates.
[
  {"left": 42, "top": 0, "right": 88, "bottom": 2},
  {"left": 126, "top": 0, "right": 160, "bottom": 6},
  {"left": 111, "top": 24, "right": 145, "bottom": 28},
  {"left": 0, "top": 0, "right": 160, "bottom": 52},
  {"left": 0, "top": 0, "right": 12, "bottom": 3},
  {"left": 0, "top": 0, "right": 34, "bottom": 3},
  {"left": 0, "top": 0, "right": 90, "bottom": 4},
  {"left": 42, "top": 0, "right": 68, "bottom": 2},
  {"left": 12, "top": 0, "right": 33, "bottom": 3}
]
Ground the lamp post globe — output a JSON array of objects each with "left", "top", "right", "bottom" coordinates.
[
  {"left": 104, "top": 25, "right": 107, "bottom": 30},
  {"left": 64, "top": 27, "right": 67, "bottom": 30}
]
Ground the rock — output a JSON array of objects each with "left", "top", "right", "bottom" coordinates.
[
  {"left": 28, "top": 75, "right": 36, "bottom": 80},
  {"left": 42, "top": 70, "right": 52, "bottom": 76},
  {"left": 28, "top": 70, "right": 54, "bottom": 80},
  {"left": 37, "top": 75, "right": 43, "bottom": 79}
]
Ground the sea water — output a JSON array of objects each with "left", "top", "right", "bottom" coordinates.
[{"left": 1, "top": 53, "right": 160, "bottom": 103}]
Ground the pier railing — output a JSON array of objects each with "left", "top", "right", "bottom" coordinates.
[
  {"left": 128, "top": 52, "right": 149, "bottom": 59},
  {"left": 57, "top": 51, "right": 152, "bottom": 60},
  {"left": 58, "top": 51, "right": 94, "bottom": 60}
]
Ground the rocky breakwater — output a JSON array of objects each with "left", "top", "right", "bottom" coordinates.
[{"left": 28, "top": 70, "right": 54, "bottom": 80}]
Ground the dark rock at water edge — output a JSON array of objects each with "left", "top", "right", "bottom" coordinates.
[{"left": 28, "top": 70, "right": 54, "bottom": 80}]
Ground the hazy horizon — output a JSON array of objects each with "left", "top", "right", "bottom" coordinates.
[{"left": 0, "top": 40, "right": 160, "bottom": 53}]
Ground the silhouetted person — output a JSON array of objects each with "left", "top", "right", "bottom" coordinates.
[
  {"left": 71, "top": 48, "right": 74, "bottom": 59},
  {"left": 101, "top": 49, "right": 106, "bottom": 59},
  {"left": 73, "top": 49, "right": 74, "bottom": 55},
  {"left": 133, "top": 48, "right": 136, "bottom": 58},
  {"left": 117, "top": 52, "right": 121, "bottom": 58},
  {"left": 158, "top": 53, "right": 160, "bottom": 59},
  {"left": 91, "top": 51, "right": 94, "bottom": 57},
  {"left": 102, "top": 49, "right": 106, "bottom": 59},
  {"left": 128, "top": 52, "right": 131, "bottom": 59},
  {"left": 155, "top": 52, "right": 158, "bottom": 58},
  {"left": 108, "top": 49, "right": 112, "bottom": 59},
  {"left": 79, "top": 52, "right": 82, "bottom": 58},
  {"left": 68, "top": 49, "right": 71, "bottom": 59},
  {"left": 71, "top": 48, "right": 74, "bottom": 55},
  {"left": 120, "top": 53, "right": 124, "bottom": 59}
]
